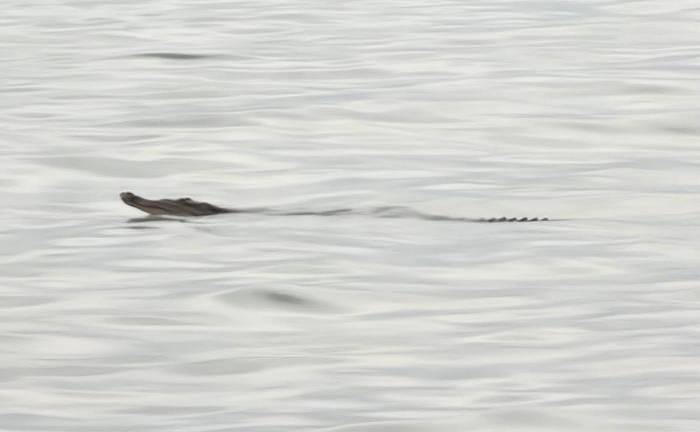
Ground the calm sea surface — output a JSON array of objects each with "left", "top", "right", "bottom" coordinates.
[{"left": 2, "top": 1, "right": 700, "bottom": 431}]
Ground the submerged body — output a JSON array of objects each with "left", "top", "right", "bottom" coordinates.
[{"left": 119, "top": 192, "right": 548, "bottom": 222}]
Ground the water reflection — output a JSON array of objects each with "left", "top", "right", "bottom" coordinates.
[
  {"left": 127, "top": 216, "right": 188, "bottom": 224},
  {"left": 131, "top": 53, "right": 216, "bottom": 60}
]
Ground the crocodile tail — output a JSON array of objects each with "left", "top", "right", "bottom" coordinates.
[{"left": 480, "top": 217, "right": 549, "bottom": 223}]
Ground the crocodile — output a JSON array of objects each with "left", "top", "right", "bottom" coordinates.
[{"left": 120, "top": 191, "right": 548, "bottom": 222}]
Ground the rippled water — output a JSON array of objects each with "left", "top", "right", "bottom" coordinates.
[{"left": 3, "top": 1, "right": 700, "bottom": 431}]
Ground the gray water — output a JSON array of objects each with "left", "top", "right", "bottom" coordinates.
[{"left": 2, "top": 1, "right": 700, "bottom": 431}]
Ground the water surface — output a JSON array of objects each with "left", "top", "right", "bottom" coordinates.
[{"left": 2, "top": 1, "right": 700, "bottom": 431}]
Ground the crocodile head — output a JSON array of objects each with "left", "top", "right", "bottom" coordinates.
[{"left": 120, "top": 192, "right": 231, "bottom": 216}]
